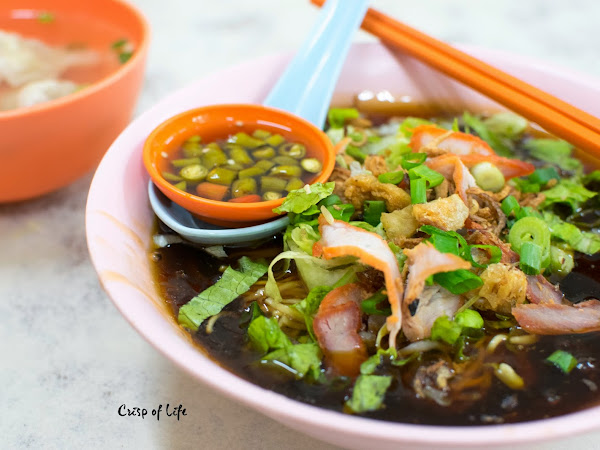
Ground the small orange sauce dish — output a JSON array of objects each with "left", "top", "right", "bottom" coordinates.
[{"left": 143, "top": 104, "right": 336, "bottom": 227}]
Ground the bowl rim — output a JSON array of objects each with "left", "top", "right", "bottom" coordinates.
[
  {"left": 142, "top": 102, "right": 335, "bottom": 223},
  {"left": 87, "top": 41, "right": 600, "bottom": 448},
  {"left": 0, "top": 0, "right": 150, "bottom": 121}
]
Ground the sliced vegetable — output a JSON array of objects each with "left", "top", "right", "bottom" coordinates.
[
  {"left": 433, "top": 269, "right": 483, "bottom": 294},
  {"left": 273, "top": 182, "right": 335, "bottom": 214},
  {"left": 195, "top": 182, "right": 229, "bottom": 201},
  {"left": 178, "top": 257, "right": 268, "bottom": 331},
  {"left": 401, "top": 152, "right": 427, "bottom": 170},
  {"left": 363, "top": 200, "right": 386, "bottom": 226},
  {"left": 328, "top": 107, "right": 359, "bottom": 128},
  {"left": 300, "top": 158, "right": 323, "bottom": 173},
  {"left": 346, "top": 145, "right": 367, "bottom": 163},
  {"left": 546, "top": 350, "right": 578, "bottom": 374},
  {"left": 206, "top": 167, "right": 237, "bottom": 186},
  {"left": 378, "top": 170, "right": 405, "bottom": 185},
  {"left": 231, "top": 132, "right": 264, "bottom": 148},
  {"left": 410, "top": 178, "right": 427, "bottom": 204},
  {"left": 408, "top": 164, "right": 445, "bottom": 188},
  {"left": 541, "top": 179, "right": 596, "bottom": 212},
  {"left": 229, "top": 194, "right": 261, "bottom": 203},
  {"left": 293, "top": 285, "right": 332, "bottom": 339},
  {"left": 524, "top": 138, "right": 582, "bottom": 172},
  {"left": 345, "top": 375, "right": 392, "bottom": 413},
  {"left": 470, "top": 161, "right": 505, "bottom": 192},
  {"left": 361, "top": 290, "right": 391, "bottom": 315},
  {"left": 519, "top": 242, "right": 543, "bottom": 275}
]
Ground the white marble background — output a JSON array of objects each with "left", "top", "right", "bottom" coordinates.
[{"left": 2, "top": 0, "right": 600, "bottom": 449}]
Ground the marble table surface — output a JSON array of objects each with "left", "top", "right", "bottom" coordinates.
[{"left": 2, "top": 1, "right": 600, "bottom": 448}]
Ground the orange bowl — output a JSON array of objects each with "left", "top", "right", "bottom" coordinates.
[
  {"left": 143, "top": 104, "right": 336, "bottom": 227},
  {"left": 0, "top": 0, "right": 149, "bottom": 202}
]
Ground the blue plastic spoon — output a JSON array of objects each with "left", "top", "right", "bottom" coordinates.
[{"left": 149, "top": 0, "right": 369, "bottom": 245}]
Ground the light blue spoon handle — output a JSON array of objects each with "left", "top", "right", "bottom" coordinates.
[{"left": 263, "top": 0, "right": 369, "bottom": 127}]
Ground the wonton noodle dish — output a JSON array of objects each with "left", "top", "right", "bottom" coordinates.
[{"left": 151, "top": 103, "right": 600, "bottom": 425}]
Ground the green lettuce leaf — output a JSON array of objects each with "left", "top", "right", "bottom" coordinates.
[
  {"left": 248, "top": 315, "right": 290, "bottom": 353},
  {"left": 524, "top": 139, "right": 582, "bottom": 172},
  {"left": 482, "top": 112, "right": 528, "bottom": 137},
  {"left": 345, "top": 375, "right": 392, "bottom": 413},
  {"left": 286, "top": 223, "right": 320, "bottom": 255},
  {"left": 273, "top": 182, "right": 335, "bottom": 214},
  {"left": 178, "top": 257, "right": 268, "bottom": 331},
  {"left": 262, "top": 343, "right": 322, "bottom": 380},
  {"left": 463, "top": 112, "right": 514, "bottom": 157},
  {"left": 544, "top": 212, "right": 600, "bottom": 255},
  {"left": 293, "top": 285, "right": 332, "bottom": 339},
  {"left": 541, "top": 180, "right": 596, "bottom": 211},
  {"left": 384, "top": 117, "right": 431, "bottom": 168},
  {"left": 328, "top": 108, "right": 359, "bottom": 128},
  {"left": 248, "top": 315, "right": 322, "bottom": 380},
  {"left": 583, "top": 170, "right": 600, "bottom": 191},
  {"left": 264, "top": 248, "right": 358, "bottom": 301}
]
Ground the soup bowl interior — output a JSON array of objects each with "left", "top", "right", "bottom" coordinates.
[
  {"left": 86, "top": 42, "right": 600, "bottom": 449},
  {"left": 0, "top": 0, "right": 149, "bottom": 202}
]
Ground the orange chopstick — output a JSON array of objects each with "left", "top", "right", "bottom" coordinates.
[{"left": 311, "top": 0, "right": 600, "bottom": 158}]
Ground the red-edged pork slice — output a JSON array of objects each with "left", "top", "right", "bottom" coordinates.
[
  {"left": 313, "top": 283, "right": 369, "bottom": 376},
  {"left": 410, "top": 125, "right": 535, "bottom": 179},
  {"left": 316, "top": 217, "right": 404, "bottom": 347},
  {"left": 526, "top": 274, "right": 566, "bottom": 305},
  {"left": 512, "top": 300, "right": 600, "bottom": 335},
  {"left": 410, "top": 125, "right": 495, "bottom": 156},
  {"left": 426, "top": 154, "right": 477, "bottom": 204},
  {"left": 403, "top": 242, "right": 472, "bottom": 306}
]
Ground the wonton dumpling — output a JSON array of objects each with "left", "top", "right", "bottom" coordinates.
[
  {"left": 0, "top": 79, "right": 79, "bottom": 110},
  {"left": 0, "top": 30, "right": 98, "bottom": 87}
]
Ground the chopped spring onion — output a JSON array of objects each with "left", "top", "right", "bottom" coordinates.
[
  {"left": 470, "top": 162, "right": 505, "bottom": 193},
  {"left": 546, "top": 350, "right": 578, "bottom": 374},
  {"left": 501, "top": 195, "right": 520, "bottom": 216},
  {"left": 361, "top": 291, "right": 391, "bottom": 315},
  {"left": 408, "top": 164, "right": 445, "bottom": 188},
  {"left": 508, "top": 216, "right": 551, "bottom": 252},
  {"left": 401, "top": 152, "right": 428, "bottom": 170},
  {"left": 519, "top": 242, "right": 542, "bottom": 275},
  {"left": 378, "top": 170, "right": 405, "bottom": 185},
  {"left": 548, "top": 245, "right": 575, "bottom": 276},
  {"left": 455, "top": 309, "right": 484, "bottom": 329},
  {"left": 410, "top": 178, "right": 427, "bottom": 204},
  {"left": 469, "top": 244, "right": 502, "bottom": 267},
  {"left": 508, "top": 216, "right": 551, "bottom": 268},
  {"left": 328, "top": 107, "right": 359, "bottom": 128},
  {"left": 529, "top": 167, "right": 560, "bottom": 185},
  {"left": 318, "top": 194, "right": 341, "bottom": 207},
  {"left": 325, "top": 203, "right": 354, "bottom": 222},
  {"left": 431, "top": 315, "right": 462, "bottom": 345},
  {"left": 433, "top": 269, "right": 483, "bottom": 295},
  {"left": 346, "top": 145, "right": 367, "bottom": 163},
  {"left": 363, "top": 200, "right": 386, "bottom": 226}
]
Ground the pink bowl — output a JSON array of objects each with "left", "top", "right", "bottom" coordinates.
[{"left": 86, "top": 42, "right": 600, "bottom": 449}]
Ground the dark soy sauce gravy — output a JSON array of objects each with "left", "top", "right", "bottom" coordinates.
[
  {"left": 151, "top": 103, "right": 600, "bottom": 425},
  {"left": 152, "top": 228, "right": 600, "bottom": 426}
]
